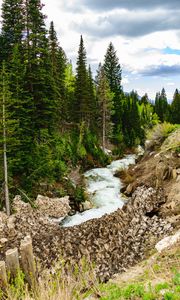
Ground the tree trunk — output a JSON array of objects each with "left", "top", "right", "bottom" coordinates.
[
  {"left": 2, "top": 67, "right": 10, "bottom": 216},
  {"left": 102, "top": 101, "right": 106, "bottom": 151}
]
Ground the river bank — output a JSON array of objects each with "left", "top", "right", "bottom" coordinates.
[{"left": 0, "top": 129, "right": 179, "bottom": 282}]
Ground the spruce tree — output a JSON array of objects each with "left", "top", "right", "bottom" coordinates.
[
  {"left": 122, "top": 93, "right": 144, "bottom": 147},
  {"left": 140, "top": 93, "right": 149, "bottom": 105},
  {"left": 171, "top": 89, "right": 180, "bottom": 124},
  {"left": 24, "top": 0, "right": 57, "bottom": 138},
  {"left": 87, "top": 65, "right": 97, "bottom": 131},
  {"left": 74, "top": 35, "right": 90, "bottom": 125},
  {"left": 0, "top": 63, "right": 10, "bottom": 214},
  {"left": 8, "top": 44, "right": 34, "bottom": 176},
  {"left": 103, "top": 42, "right": 122, "bottom": 142},
  {"left": 0, "top": 0, "right": 24, "bottom": 63},
  {"left": 48, "top": 21, "right": 67, "bottom": 121},
  {"left": 64, "top": 62, "right": 76, "bottom": 122},
  {"left": 96, "top": 65, "right": 114, "bottom": 150},
  {"left": 0, "top": 63, "right": 20, "bottom": 213},
  {"left": 155, "top": 88, "right": 168, "bottom": 122}
]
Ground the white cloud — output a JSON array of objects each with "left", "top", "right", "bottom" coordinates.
[
  {"left": 167, "top": 82, "right": 175, "bottom": 86},
  {"left": 122, "top": 78, "right": 129, "bottom": 85},
  {"left": 0, "top": 0, "right": 179, "bottom": 99}
]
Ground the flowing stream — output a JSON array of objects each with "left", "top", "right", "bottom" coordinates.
[{"left": 62, "top": 154, "right": 136, "bottom": 227}]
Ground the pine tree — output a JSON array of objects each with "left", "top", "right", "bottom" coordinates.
[
  {"left": 140, "top": 93, "right": 149, "bottom": 105},
  {"left": 122, "top": 93, "right": 144, "bottom": 147},
  {"left": 74, "top": 35, "right": 90, "bottom": 125},
  {"left": 103, "top": 42, "right": 122, "bottom": 141},
  {"left": 8, "top": 44, "right": 35, "bottom": 176},
  {"left": 171, "top": 89, "right": 180, "bottom": 124},
  {"left": 0, "top": 0, "right": 24, "bottom": 63},
  {"left": 87, "top": 65, "right": 97, "bottom": 131},
  {"left": 64, "top": 62, "right": 76, "bottom": 122},
  {"left": 24, "top": 0, "right": 57, "bottom": 138},
  {"left": 0, "top": 63, "right": 11, "bottom": 214},
  {"left": 155, "top": 88, "right": 168, "bottom": 122},
  {"left": 48, "top": 21, "right": 58, "bottom": 71},
  {"left": 96, "top": 65, "right": 114, "bottom": 150},
  {"left": 48, "top": 21, "right": 67, "bottom": 121},
  {"left": 0, "top": 63, "right": 21, "bottom": 213}
]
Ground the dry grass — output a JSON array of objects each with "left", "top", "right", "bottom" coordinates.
[
  {"left": 112, "top": 241, "right": 180, "bottom": 287},
  {"left": 146, "top": 122, "right": 177, "bottom": 151},
  {"left": 116, "top": 169, "right": 135, "bottom": 185},
  {"left": 0, "top": 259, "right": 99, "bottom": 300},
  {"left": 1, "top": 244, "right": 180, "bottom": 300},
  {"left": 146, "top": 242, "right": 180, "bottom": 284}
]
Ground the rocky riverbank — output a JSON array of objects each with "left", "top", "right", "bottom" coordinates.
[
  {"left": 119, "top": 128, "right": 180, "bottom": 229},
  {"left": 0, "top": 186, "right": 174, "bottom": 281},
  {"left": 0, "top": 129, "right": 179, "bottom": 281}
]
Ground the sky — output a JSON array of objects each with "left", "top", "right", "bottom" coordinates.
[{"left": 1, "top": 0, "right": 180, "bottom": 100}]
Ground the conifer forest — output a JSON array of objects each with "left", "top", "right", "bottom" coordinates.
[{"left": 0, "top": 0, "right": 180, "bottom": 211}]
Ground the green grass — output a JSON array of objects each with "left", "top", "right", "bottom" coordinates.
[{"left": 98, "top": 275, "right": 180, "bottom": 300}]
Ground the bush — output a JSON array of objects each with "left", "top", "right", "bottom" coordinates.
[
  {"left": 146, "top": 122, "right": 177, "bottom": 151},
  {"left": 147, "top": 122, "right": 176, "bottom": 143}
]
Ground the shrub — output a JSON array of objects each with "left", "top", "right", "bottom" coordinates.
[
  {"left": 147, "top": 122, "right": 176, "bottom": 143},
  {"left": 146, "top": 122, "right": 177, "bottom": 150}
]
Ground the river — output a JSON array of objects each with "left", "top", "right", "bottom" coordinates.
[{"left": 62, "top": 154, "right": 136, "bottom": 227}]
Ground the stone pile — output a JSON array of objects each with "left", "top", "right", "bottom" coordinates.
[
  {"left": 36, "top": 194, "right": 70, "bottom": 218},
  {"left": 0, "top": 186, "right": 173, "bottom": 281},
  {"left": 0, "top": 195, "right": 70, "bottom": 253}
]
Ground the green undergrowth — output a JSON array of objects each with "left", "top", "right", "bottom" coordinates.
[
  {"left": 99, "top": 277, "right": 180, "bottom": 300},
  {"left": 0, "top": 127, "right": 110, "bottom": 209}
]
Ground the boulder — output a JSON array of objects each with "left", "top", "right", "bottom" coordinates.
[{"left": 155, "top": 230, "right": 180, "bottom": 252}]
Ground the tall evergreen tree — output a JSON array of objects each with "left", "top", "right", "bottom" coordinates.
[
  {"left": 103, "top": 42, "right": 122, "bottom": 141},
  {"left": 48, "top": 21, "right": 58, "bottom": 71},
  {"left": 24, "top": 0, "right": 57, "bottom": 138},
  {"left": 155, "top": 88, "right": 168, "bottom": 122},
  {"left": 140, "top": 93, "right": 149, "bottom": 105},
  {"left": 171, "top": 89, "right": 180, "bottom": 124},
  {"left": 64, "top": 62, "right": 76, "bottom": 122},
  {"left": 122, "top": 93, "right": 144, "bottom": 147},
  {"left": 8, "top": 43, "right": 34, "bottom": 176},
  {"left": 48, "top": 21, "right": 67, "bottom": 118},
  {"left": 0, "top": 63, "right": 11, "bottom": 214},
  {"left": 96, "top": 65, "right": 114, "bottom": 150},
  {"left": 0, "top": 0, "right": 24, "bottom": 63},
  {"left": 87, "top": 65, "right": 97, "bottom": 131},
  {"left": 0, "top": 63, "right": 21, "bottom": 212},
  {"left": 74, "top": 35, "right": 90, "bottom": 126}
]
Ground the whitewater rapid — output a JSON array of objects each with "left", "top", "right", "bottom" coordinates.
[{"left": 62, "top": 154, "right": 136, "bottom": 227}]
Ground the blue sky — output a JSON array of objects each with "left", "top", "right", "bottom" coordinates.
[{"left": 0, "top": 0, "right": 180, "bottom": 100}]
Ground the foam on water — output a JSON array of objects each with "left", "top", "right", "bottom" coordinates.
[{"left": 62, "top": 154, "right": 136, "bottom": 227}]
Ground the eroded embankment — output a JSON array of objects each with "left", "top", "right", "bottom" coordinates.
[
  {"left": 0, "top": 186, "right": 173, "bottom": 281},
  {"left": 120, "top": 130, "right": 180, "bottom": 228}
]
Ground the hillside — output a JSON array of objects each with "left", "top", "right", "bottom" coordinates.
[{"left": 0, "top": 126, "right": 179, "bottom": 299}]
